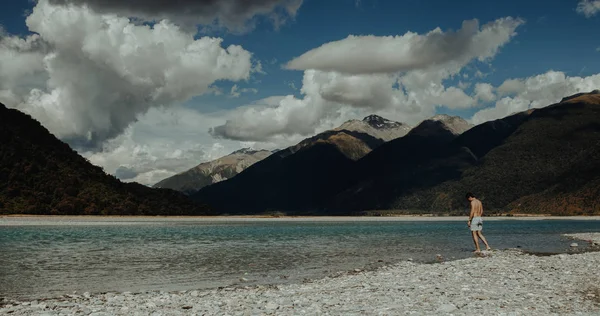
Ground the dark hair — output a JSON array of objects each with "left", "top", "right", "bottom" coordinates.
[{"left": 465, "top": 192, "right": 475, "bottom": 199}]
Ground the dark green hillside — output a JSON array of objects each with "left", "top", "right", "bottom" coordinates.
[
  {"left": 0, "top": 103, "right": 210, "bottom": 215},
  {"left": 387, "top": 93, "right": 600, "bottom": 214}
]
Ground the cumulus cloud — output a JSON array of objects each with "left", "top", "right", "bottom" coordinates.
[
  {"left": 209, "top": 17, "right": 523, "bottom": 141},
  {"left": 577, "top": 0, "right": 600, "bottom": 17},
  {"left": 86, "top": 104, "right": 311, "bottom": 185},
  {"left": 285, "top": 17, "right": 524, "bottom": 74},
  {"left": 471, "top": 71, "right": 600, "bottom": 124},
  {"left": 0, "top": 0, "right": 255, "bottom": 149},
  {"left": 474, "top": 83, "right": 496, "bottom": 102},
  {"left": 47, "top": 0, "right": 303, "bottom": 33},
  {"left": 209, "top": 69, "right": 473, "bottom": 141},
  {"left": 0, "top": 32, "right": 50, "bottom": 106},
  {"left": 497, "top": 78, "right": 524, "bottom": 96},
  {"left": 83, "top": 106, "right": 245, "bottom": 185}
]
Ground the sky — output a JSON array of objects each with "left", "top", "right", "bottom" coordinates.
[{"left": 1, "top": 0, "right": 599, "bottom": 185}]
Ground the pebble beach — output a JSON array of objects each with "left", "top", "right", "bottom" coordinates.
[{"left": 1, "top": 233, "right": 599, "bottom": 315}]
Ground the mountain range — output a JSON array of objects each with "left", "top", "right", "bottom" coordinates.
[
  {"left": 192, "top": 114, "right": 471, "bottom": 214},
  {"left": 154, "top": 115, "right": 411, "bottom": 193},
  {"left": 193, "top": 91, "right": 600, "bottom": 216},
  {"left": 2, "top": 91, "right": 599, "bottom": 216},
  {"left": 0, "top": 102, "right": 211, "bottom": 216}
]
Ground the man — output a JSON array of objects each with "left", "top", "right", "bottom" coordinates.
[{"left": 466, "top": 192, "right": 491, "bottom": 253}]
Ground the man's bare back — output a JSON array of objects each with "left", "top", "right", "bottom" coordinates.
[
  {"left": 470, "top": 199, "right": 483, "bottom": 217},
  {"left": 466, "top": 192, "right": 491, "bottom": 253}
]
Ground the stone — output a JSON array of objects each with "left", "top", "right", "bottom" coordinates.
[
  {"left": 190, "top": 290, "right": 199, "bottom": 297},
  {"left": 570, "top": 243, "right": 578, "bottom": 247},
  {"left": 437, "top": 304, "right": 457, "bottom": 313},
  {"left": 265, "top": 302, "right": 278, "bottom": 310}
]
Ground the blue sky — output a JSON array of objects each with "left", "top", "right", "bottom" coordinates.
[
  {"left": 2, "top": 0, "right": 599, "bottom": 115},
  {"left": 5, "top": 0, "right": 597, "bottom": 116},
  {"left": 1, "top": 0, "right": 599, "bottom": 184},
  {"left": 191, "top": 0, "right": 600, "bottom": 117}
]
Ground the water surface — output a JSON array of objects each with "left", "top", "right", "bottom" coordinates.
[{"left": 1, "top": 217, "right": 599, "bottom": 300}]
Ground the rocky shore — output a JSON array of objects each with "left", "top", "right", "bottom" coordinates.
[{"left": 2, "top": 234, "right": 600, "bottom": 315}]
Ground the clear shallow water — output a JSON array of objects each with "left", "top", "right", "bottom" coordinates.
[{"left": 1, "top": 218, "right": 599, "bottom": 300}]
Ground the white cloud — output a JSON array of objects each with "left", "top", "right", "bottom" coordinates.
[
  {"left": 47, "top": 0, "right": 304, "bottom": 33},
  {"left": 474, "top": 83, "right": 496, "bottom": 102},
  {"left": 577, "top": 0, "right": 600, "bottom": 18},
  {"left": 0, "top": 33, "right": 49, "bottom": 106},
  {"left": 0, "top": 0, "right": 255, "bottom": 149},
  {"left": 285, "top": 17, "right": 524, "bottom": 74},
  {"left": 229, "top": 84, "right": 258, "bottom": 98},
  {"left": 83, "top": 106, "right": 246, "bottom": 185},
  {"left": 471, "top": 97, "right": 530, "bottom": 125},
  {"left": 471, "top": 71, "right": 600, "bottom": 124},
  {"left": 458, "top": 81, "right": 471, "bottom": 90},
  {"left": 497, "top": 78, "right": 524, "bottom": 96},
  {"left": 210, "top": 69, "right": 475, "bottom": 141},
  {"left": 210, "top": 17, "right": 523, "bottom": 141}
]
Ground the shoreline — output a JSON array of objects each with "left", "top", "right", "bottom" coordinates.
[
  {"left": 2, "top": 234, "right": 600, "bottom": 315},
  {"left": 2, "top": 214, "right": 600, "bottom": 225}
]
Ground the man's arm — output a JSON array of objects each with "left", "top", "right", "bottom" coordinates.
[{"left": 468, "top": 201, "right": 475, "bottom": 226}]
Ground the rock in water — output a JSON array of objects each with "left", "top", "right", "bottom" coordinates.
[{"left": 570, "top": 243, "right": 578, "bottom": 247}]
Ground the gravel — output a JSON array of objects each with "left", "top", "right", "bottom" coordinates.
[{"left": 2, "top": 234, "right": 600, "bottom": 315}]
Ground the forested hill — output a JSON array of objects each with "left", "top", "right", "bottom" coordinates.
[{"left": 0, "top": 103, "right": 210, "bottom": 215}]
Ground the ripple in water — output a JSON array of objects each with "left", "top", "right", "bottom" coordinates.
[{"left": 1, "top": 219, "right": 599, "bottom": 300}]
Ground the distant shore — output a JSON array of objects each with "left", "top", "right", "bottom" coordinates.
[{"left": 2, "top": 214, "right": 600, "bottom": 226}]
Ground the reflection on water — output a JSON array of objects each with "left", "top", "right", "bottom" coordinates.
[{"left": 1, "top": 219, "right": 599, "bottom": 300}]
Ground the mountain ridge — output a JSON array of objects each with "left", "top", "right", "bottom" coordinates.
[
  {"left": 153, "top": 149, "right": 272, "bottom": 194},
  {"left": 156, "top": 114, "right": 406, "bottom": 193},
  {"left": 195, "top": 91, "right": 600, "bottom": 216},
  {"left": 334, "top": 114, "right": 412, "bottom": 141}
]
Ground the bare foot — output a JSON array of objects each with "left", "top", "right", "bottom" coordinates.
[{"left": 486, "top": 247, "right": 492, "bottom": 251}]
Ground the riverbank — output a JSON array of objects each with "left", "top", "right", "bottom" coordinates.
[{"left": 3, "top": 234, "right": 599, "bottom": 315}]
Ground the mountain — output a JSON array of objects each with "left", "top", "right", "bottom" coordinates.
[
  {"left": 0, "top": 103, "right": 210, "bottom": 216},
  {"left": 332, "top": 92, "right": 600, "bottom": 215},
  {"left": 334, "top": 115, "right": 412, "bottom": 141},
  {"left": 153, "top": 148, "right": 272, "bottom": 194},
  {"left": 325, "top": 115, "right": 474, "bottom": 211},
  {"left": 195, "top": 91, "right": 600, "bottom": 216},
  {"left": 192, "top": 128, "right": 386, "bottom": 214},
  {"left": 162, "top": 114, "right": 404, "bottom": 195},
  {"left": 192, "top": 115, "right": 468, "bottom": 214}
]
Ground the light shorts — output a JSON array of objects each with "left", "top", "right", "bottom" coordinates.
[{"left": 470, "top": 217, "right": 483, "bottom": 232}]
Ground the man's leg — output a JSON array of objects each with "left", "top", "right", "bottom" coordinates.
[
  {"left": 477, "top": 231, "right": 491, "bottom": 250},
  {"left": 471, "top": 231, "right": 480, "bottom": 252}
]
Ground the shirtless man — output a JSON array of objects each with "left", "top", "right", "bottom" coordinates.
[{"left": 466, "top": 192, "right": 491, "bottom": 253}]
